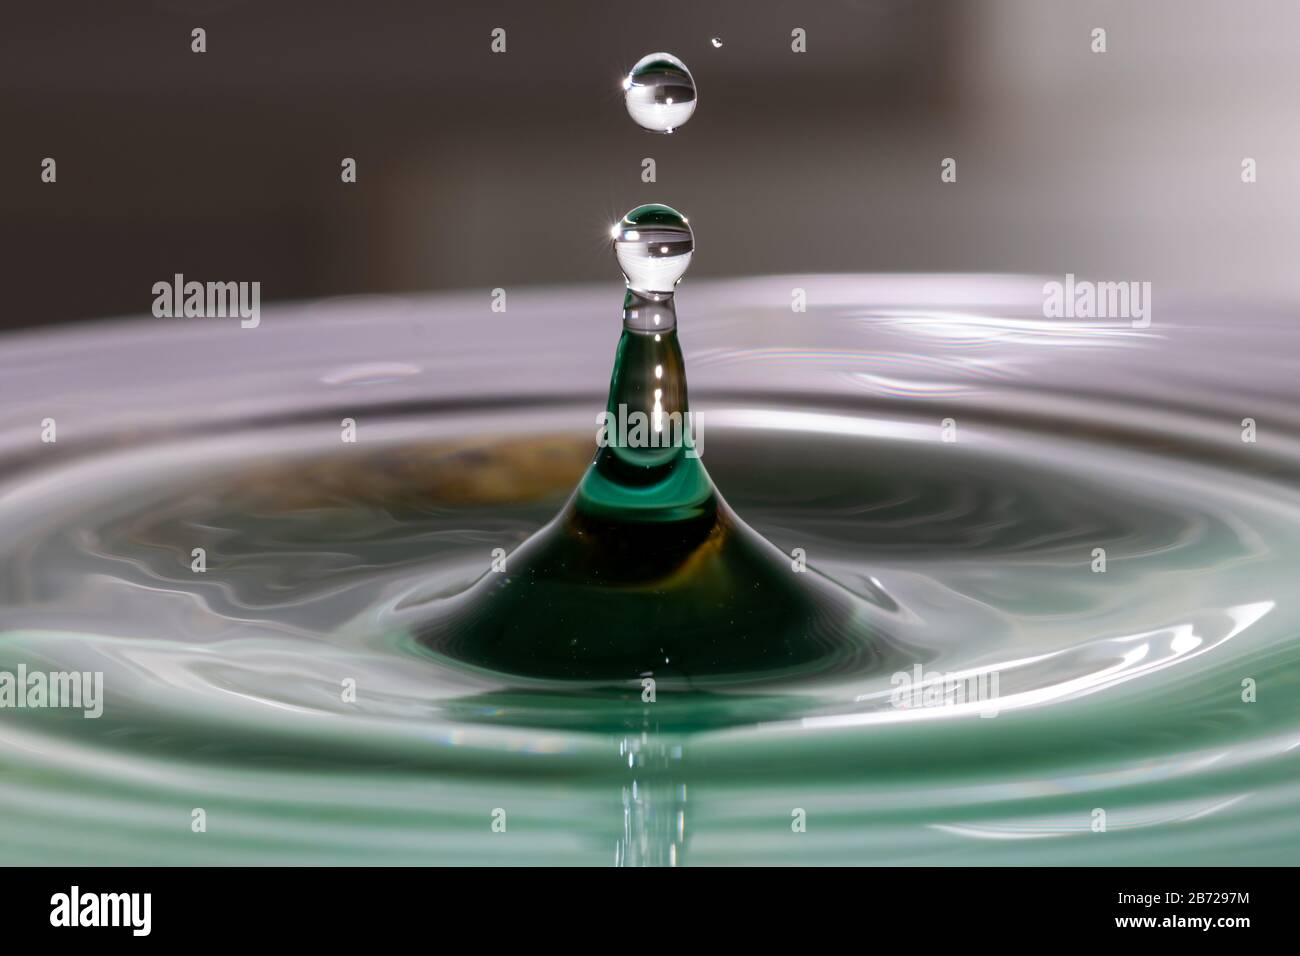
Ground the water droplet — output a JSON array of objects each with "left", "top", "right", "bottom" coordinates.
[
  {"left": 710, "top": 37, "right": 723, "bottom": 48},
  {"left": 623, "top": 52, "right": 696, "bottom": 133},
  {"left": 612, "top": 204, "right": 694, "bottom": 295}
]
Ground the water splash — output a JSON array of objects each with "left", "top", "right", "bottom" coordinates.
[{"left": 414, "top": 206, "right": 888, "bottom": 682}]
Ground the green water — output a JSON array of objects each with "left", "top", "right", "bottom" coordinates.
[
  {"left": 1, "top": 404, "right": 1297, "bottom": 865},
  {"left": 419, "top": 320, "right": 883, "bottom": 682},
  {"left": 1, "top": 273, "right": 1297, "bottom": 865}
]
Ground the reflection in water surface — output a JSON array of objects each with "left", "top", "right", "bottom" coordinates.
[{"left": 0, "top": 276, "right": 1298, "bottom": 865}]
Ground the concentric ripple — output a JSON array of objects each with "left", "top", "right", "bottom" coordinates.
[{"left": 1, "top": 276, "right": 1298, "bottom": 865}]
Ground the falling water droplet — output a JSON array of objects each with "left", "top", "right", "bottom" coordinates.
[
  {"left": 612, "top": 203, "right": 694, "bottom": 295},
  {"left": 623, "top": 53, "right": 697, "bottom": 133}
]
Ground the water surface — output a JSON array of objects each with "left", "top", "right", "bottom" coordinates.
[{"left": 1, "top": 275, "right": 1297, "bottom": 865}]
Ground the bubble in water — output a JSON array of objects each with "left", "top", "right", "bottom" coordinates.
[
  {"left": 612, "top": 204, "right": 694, "bottom": 295},
  {"left": 623, "top": 52, "right": 696, "bottom": 133}
]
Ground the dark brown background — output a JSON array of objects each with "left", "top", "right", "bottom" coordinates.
[{"left": 1, "top": 0, "right": 1294, "bottom": 330}]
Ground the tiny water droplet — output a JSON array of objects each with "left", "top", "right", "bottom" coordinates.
[
  {"left": 612, "top": 204, "right": 694, "bottom": 295},
  {"left": 623, "top": 52, "right": 696, "bottom": 133},
  {"left": 710, "top": 37, "right": 722, "bottom": 48}
]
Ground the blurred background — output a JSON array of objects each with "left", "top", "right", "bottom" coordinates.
[{"left": 1, "top": 0, "right": 1297, "bottom": 331}]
